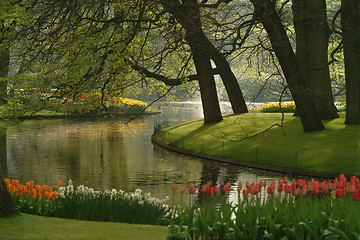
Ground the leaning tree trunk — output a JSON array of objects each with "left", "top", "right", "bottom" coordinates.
[
  {"left": 0, "top": 48, "right": 9, "bottom": 104},
  {"left": 250, "top": 0, "right": 324, "bottom": 132},
  {"left": 292, "top": 0, "right": 338, "bottom": 120},
  {"left": 160, "top": 0, "right": 248, "bottom": 115},
  {"left": 341, "top": 0, "right": 360, "bottom": 124},
  {"left": 190, "top": 45, "right": 223, "bottom": 124},
  {"left": 199, "top": 34, "right": 248, "bottom": 114}
]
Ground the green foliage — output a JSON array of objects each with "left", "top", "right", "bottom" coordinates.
[{"left": 168, "top": 197, "right": 360, "bottom": 240}]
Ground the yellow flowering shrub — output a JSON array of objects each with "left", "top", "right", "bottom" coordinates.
[{"left": 249, "top": 102, "right": 296, "bottom": 113}]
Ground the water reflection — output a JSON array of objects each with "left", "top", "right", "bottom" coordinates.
[{"left": 3, "top": 102, "right": 280, "bottom": 204}]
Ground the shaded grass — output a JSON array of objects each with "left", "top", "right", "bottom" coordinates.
[
  {"left": 0, "top": 214, "right": 167, "bottom": 240},
  {"left": 157, "top": 112, "right": 360, "bottom": 175}
]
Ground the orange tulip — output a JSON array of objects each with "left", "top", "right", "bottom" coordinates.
[
  {"left": 58, "top": 181, "right": 63, "bottom": 187},
  {"left": 4, "top": 178, "right": 10, "bottom": 185}
]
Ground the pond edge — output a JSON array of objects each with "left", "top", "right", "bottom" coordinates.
[{"left": 151, "top": 134, "right": 339, "bottom": 179}]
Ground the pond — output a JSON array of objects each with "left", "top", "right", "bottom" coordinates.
[{"left": 1, "top": 102, "right": 281, "bottom": 204}]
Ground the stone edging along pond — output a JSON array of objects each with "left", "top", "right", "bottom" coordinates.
[{"left": 151, "top": 134, "right": 339, "bottom": 179}]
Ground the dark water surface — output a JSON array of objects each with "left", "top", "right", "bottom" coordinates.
[{"left": 1, "top": 102, "right": 280, "bottom": 203}]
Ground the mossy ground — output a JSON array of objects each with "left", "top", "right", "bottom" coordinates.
[
  {"left": 157, "top": 112, "right": 359, "bottom": 175},
  {"left": 0, "top": 214, "right": 167, "bottom": 240}
]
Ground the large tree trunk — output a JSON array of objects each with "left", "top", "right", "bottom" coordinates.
[
  {"left": 0, "top": 126, "right": 18, "bottom": 217},
  {"left": 341, "top": 0, "right": 360, "bottom": 124},
  {"left": 292, "top": 0, "right": 338, "bottom": 120},
  {"left": 160, "top": 0, "right": 248, "bottom": 115},
  {"left": 198, "top": 34, "right": 248, "bottom": 114},
  {"left": 0, "top": 48, "right": 9, "bottom": 104},
  {"left": 0, "top": 175, "right": 18, "bottom": 217},
  {"left": 250, "top": 0, "right": 324, "bottom": 132},
  {"left": 191, "top": 46, "right": 223, "bottom": 124},
  {"left": 160, "top": 0, "right": 223, "bottom": 124},
  {"left": 0, "top": 126, "right": 6, "bottom": 176}
]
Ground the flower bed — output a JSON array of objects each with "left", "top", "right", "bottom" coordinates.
[
  {"left": 6, "top": 174, "right": 360, "bottom": 239},
  {"left": 5, "top": 179, "right": 171, "bottom": 225},
  {"left": 168, "top": 174, "right": 360, "bottom": 239},
  {"left": 40, "top": 92, "right": 147, "bottom": 114},
  {"left": 249, "top": 102, "right": 296, "bottom": 113}
]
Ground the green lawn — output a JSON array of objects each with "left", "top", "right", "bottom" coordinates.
[
  {"left": 0, "top": 214, "right": 167, "bottom": 240},
  {"left": 157, "top": 112, "right": 360, "bottom": 175}
]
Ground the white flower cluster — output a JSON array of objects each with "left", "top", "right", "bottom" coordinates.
[{"left": 57, "top": 180, "right": 170, "bottom": 210}]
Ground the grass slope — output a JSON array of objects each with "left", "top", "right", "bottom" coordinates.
[
  {"left": 0, "top": 214, "right": 167, "bottom": 240},
  {"left": 157, "top": 112, "right": 360, "bottom": 175}
]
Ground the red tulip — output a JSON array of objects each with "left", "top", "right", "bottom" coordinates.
[
  {"left": 293, "top": 187, "right": 301, "bottom": 196},
  {"left": 302, "top": 185, "right": 308, "bottom": 196},
  {"left": 243, "top": 189, "right": 249, "bottom": 198},
  {"left": 206, "top": 187, "right": 213, "bottom": 195},
  {"left": 339, "top": 173, "right": 346, "bottom": 182},
  {"left": 267, "top": 185, "right": 274, "bottom": 195},
  {"left": 189, "top": 184, "right": 196, "bottom": 194},
  {"left": 171, "top": 183, "right": 176, "bottom": 191},
  {"left": 313, "top": 184, "right": 320, "bottom": 195},
  {"left": 284, "top": 184, "right": 291, "bottom": 194},
  {"left": 283, "top": 176, "right": 288, "bottom": 184},
  {"left": 226, "top": 182, "right": 232, "bottom": 191},
  {"left": 201, "top": 184, "right": 207, "bottom": 193},
  {"left": 350, "top": 183, "right": 357, "bottom": 193},
  {"left": 278, "top": 182, "right": 284, "bottom": 192},
  {"left": 353, "top": 189, "right": 360, "bottom": 200},
  {"left": 212, "top": 185, "right": 218, "bottom": 193},
  {"left": 237, "top": 182, "right": 242, "bottom": 192},
  {"left": 291, "top": 182, "right": 296, "bottom": 191},
  {"left": 181, "top": 186, "right": 185, "bottom": 193},
  {"left": 335, "top": 188, "right": 343, "bottom": 198},
  {"left": 345, "top": 186, "right": 351, "bottom": 194},
  {"left": 223, "top": 184, "right": 228, "bottom": 193}
]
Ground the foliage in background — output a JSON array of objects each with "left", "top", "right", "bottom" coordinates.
[{"left": 0, "top": 91, "right": 148, "bottom": 118}]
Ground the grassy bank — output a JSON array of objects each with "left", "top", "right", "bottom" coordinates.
[
  {"left": 0, "top": 214, "right": 167, "bottom": 240},
  {"left": 155, "top": 112, "right": 359, "bottom": 175}
]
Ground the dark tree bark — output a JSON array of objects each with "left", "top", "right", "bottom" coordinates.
[
  {"left": 292, "top": 0, "right": 338, "bottom": 120},
  {"left": 0, "top": 126, "right": 18, "bottom": 217},
  {"left": 0, "top": 126, "right": 6, "bottom": 176},
  {"left": 0, "top": 175, "right": 18, "bottom": 217},
  {"left": 199, "top": 34, "right": 248, "bottom": 114},
  {"left": 191, "top": 45, "right": 223, "bottom": 124},
  {"left": 341, "top": 0, "right": 360, "bottom": 124},
  {"left": 0, "top": 48, "right": 9, "bottom": 104},
  {"left": 159, "top": 0, "right": 248, "bottom": 115},
  {"left": 250, "top": 0, "right": 324, "bottom": 132}
]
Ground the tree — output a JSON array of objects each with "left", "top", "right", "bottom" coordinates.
[
  {"left": 0, "top": 0, "right": 22, "bottom": 104},
  {"left": 0, "top": 125, "right": 18, "bottom": 217},
  {"left": 158, "top": 0, "right": 248, "bottom": 116},
  {"left": 341, "top": 0, "right": 360, "bottom": 124},
  {"left": 250, "top": 0, "right": 325, "bottom": 132},
  {"left": 0, "top": 48, "right": 9, "bottom": 104},
  {"left": 292, "top": 0, "right": 339, "bottom": 120}
]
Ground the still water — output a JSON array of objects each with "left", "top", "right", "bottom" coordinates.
[{"left": 1, "top": 102, "right": 280, "bottom": 204}]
